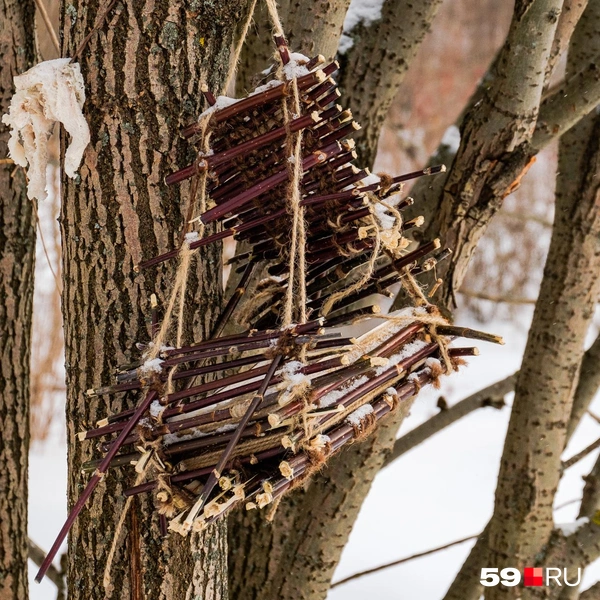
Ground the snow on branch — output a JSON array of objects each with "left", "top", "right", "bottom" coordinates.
[
  {"left": 2, "top": 58, "right": 90, "bottom": 200},
  {"left": 338, "top": 0, "right": 385, "bottom": 54}
]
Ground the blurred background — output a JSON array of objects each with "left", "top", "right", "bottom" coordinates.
[{"left": 25, "top": 0, "right": 600, "bottom": 598}]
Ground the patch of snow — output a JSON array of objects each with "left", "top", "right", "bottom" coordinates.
[
  {"left": 338, "top": 35, "right": 355, "bottom": 55},
  {"left": 281, "top": 360, "right": 310, "bottom": 387},
  {"left": 139, "top": 357, "right": 164, "bottom": 375},
  {"left": 440, "top": 124, "right": 461, "bottom": 153},
  {"left": 282, "top": 53, "right": 311, "bottom": 80},
  {"left": 556, "top": 517, "right": 589, "bottom": 536},
  {"left": 149, "top": 400, "right": 165, "bottom": 418},
  {"left": 184, "top": 231, "right": 200, "bottom": 244},
  {"left": 338, "top": 0, "right": 385, "bottom": 55},
  {"left": 249, "top": 79, "right": 283, "bottom": 97},
  {"left": 346, "top": 403, "right": 374, "bottom": 426},
  {"left": 425, "top": 357, "right": 442, "bottom": 369},
  {"left": 320, "top": 375, "right": 369, "bottom": 408},
  {"left": 374, "top": 339, "right": 431, "bottom": 376},
  {"left": 2, "top": 58, "right": 90, "bottom": 200},
  {"left": 196, "top": 94, "right": 239, "bottom": 121},
  {"left": 163, "top": 422, "right": 238, "bottom": 446},
  {"left": 373, "top": 202, "right": 397, "bottom": 231},
  {"left": 407, "top": 372, "right": 423, "bottom": 383}
]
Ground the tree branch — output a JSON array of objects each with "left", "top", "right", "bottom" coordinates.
[
  {"left": 395, "top": 0, "right": 564, "bottom": 313},
  {"left": 28, "top": 539, "right": 66, "bottom": 600},
  {"left": 563, "top": 437, "right": 600, "bottom": 470},
  {"left": 484, "top": 7, "right": 600, "bottom": 598},
  {"left": 567, "top": 333, "right": 600, "bottom": 441},
  {"left": 439, "top": 331, "right": 600, "bottom": 598},
  {"left": 458, "top": 289, "right": 537, "bottom": 304},
  {"left": 383, "top": 374, "right": 515, "bottom": 468},
  {"left": 330, "top": 534, "right": 478, "bottom": 589},
  {"left": 442, "top": 525, "right": 490, "bottom": 600},
  {"left": 545, "top": 0, "right": 589, "bottom": 83},
  {"left": 533, "top": 58, "right": 600, "bottom": 150},
  {"left": 337, "top": 0, "right": 444, "bottom": 166}
]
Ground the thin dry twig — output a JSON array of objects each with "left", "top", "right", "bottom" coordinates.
[
  {"left": 587, "top": 410, "right": 600, "bottom": 425},
  {"left": 33, "top": 0, "right": 60, "bottom": 55},
  {"left": 383, "top": 374, "right": 515, "bottom": 467},
  {"left": 500, "top": 210, "right": 553, "bottom": 228},
  {"left": 458, "top": 289, "right": 537, "bottom": 305},
  {"left": 554, "top": 498, "right": 581, "bottom": 511},
  {"left": 562, "top": 437, "right": 600, "bottom": 470},
  {"left": 28, "top": 538, "right": 66, "bottom": 600},
  {"left": 331, "top": 534, "right": 479, "bottom": 588},
  {"left": 32, "top": 200, "right": 62, "bottom": 294}
]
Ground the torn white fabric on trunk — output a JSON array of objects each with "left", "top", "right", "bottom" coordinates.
[{"left": 2, "top": 58, "right": 90, "bottom": 200}]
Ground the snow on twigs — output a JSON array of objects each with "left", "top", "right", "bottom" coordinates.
[{"left": 2, "top": 59, "right": 90, "bottom": 200}]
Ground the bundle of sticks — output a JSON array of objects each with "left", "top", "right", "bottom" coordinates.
[{"left": 36, "top": 38, "right": 502, "bottom": 582}]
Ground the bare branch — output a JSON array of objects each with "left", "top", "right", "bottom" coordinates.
[
  {"left": 484, "top": 11, "right": 600, "bottom": 599},
  {"left": 330, "top": 534, "right": 478, "bottom": 589},
  {"left": 458, "top": 289, "right": 537, "bottom": 305},
  {"left": 397, "top": 0, "right": 564, "bottom": 313},
  {"left": 579, "top": 453, "right": 600, "bottom": 518},
  {"left": 545, "top": 0, "right": 590, "bottom": 82},
  {"left": 338, "top": 0, "right": 444, "bottom": 166},
  {"left": 33, "top": 0, "right": 60, "bottom": 55},
  {"left": 533, "top": 58, "right": 600, "bottom": 151},
  {"left": 383, "top": 374, "right": 515, "bottom": 468},
  {"left": 442, "top": 526, "right": 490, "bottom": 600},
  {"left": 441, "top": 334, "right": 600, "bottom": 596},
  {"left": 543, "top": 521, "right": 600, "bottom": 590},
  {"left": 567, "top": 333, "right": 600, "bottom": 440},
  {"left": 563, "top": 437, "right": 600, "bottom": 470},
  {"left": 28, "top": 539, "right": 66, "bottom": 600}
]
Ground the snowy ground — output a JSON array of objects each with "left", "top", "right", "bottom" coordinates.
[{"left": 28, "top": 310, "right": 600, "bottom": 599}]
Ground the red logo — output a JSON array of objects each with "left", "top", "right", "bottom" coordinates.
[{"left": 524, "top": 568, "right": 543, "bottom": 587}]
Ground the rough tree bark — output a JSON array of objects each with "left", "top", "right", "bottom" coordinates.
[
  {"left": 59, "top": 1, "right": 247, "bottom": 598},
  {"left": 398, "top": 0, "right": 600, "bottom": 315},
  {"left": 337, "top": 0, "right": 444, "bottom": 167},
  {"left": 485, "top": 28, "right": 600, "bottom": 600},
  {"left": 0, "top": 1, "right": 37, "bottom": 599}
]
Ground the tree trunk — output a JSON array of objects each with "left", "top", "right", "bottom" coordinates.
[
  {"left": 0, "top": 1, "right": 37, "bottom": 599},
  {"left": 59, "top": 1, "right": 247, "bottom": 598},
  {"left": 338, "top": 0, "right": 444, "bottom": 167},
  {"left": 229, "top": 397, "right": 415, "bottom": 600},
  {"left": 485, "top": 2, "right": 600, "bottom": 595}
]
